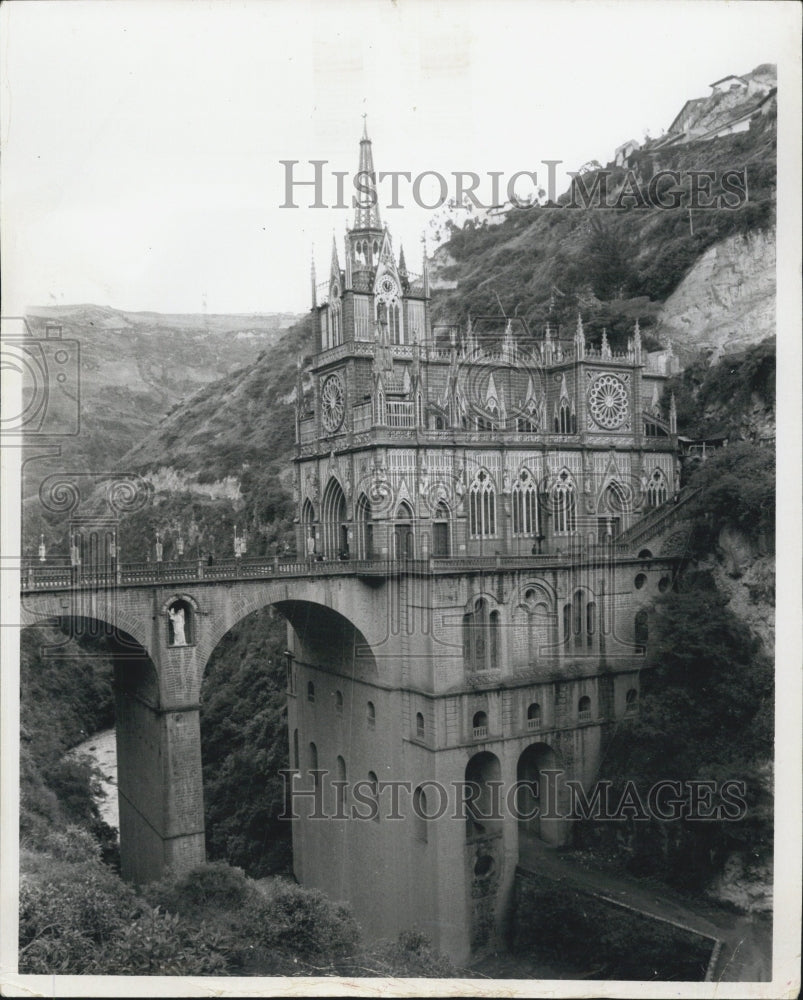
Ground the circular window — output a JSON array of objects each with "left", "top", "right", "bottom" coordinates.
[
  {"left": 658, "top": 576, "right": 671, "bottom": 593},
  {"left": 320, "top": 373, "right": 345, "bottom": 433},
  {"left": 634, "top": 573, "right": 647, "bottom": 590},
  {"left": 588, "top": 374, "right": 629, "bottom": 429},
  {"left": 474, "top": 855, "right": 494, "bottom": 877}
]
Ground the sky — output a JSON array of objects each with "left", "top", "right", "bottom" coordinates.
[{"left": 1, "top": 0, "right": 798, "bottom": 316}]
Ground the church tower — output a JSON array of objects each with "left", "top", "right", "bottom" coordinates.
[{"left": 289, "top": 125, "right": 684, "bottom": 963}]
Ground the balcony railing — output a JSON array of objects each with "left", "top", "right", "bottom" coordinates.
[
  {"left": 385, "top": 401, "right": 415, "bottom": 428},
  {"left": 20, "top": 537, "right": 678, "bottom": 593},
  {"left": 472, "top": 726, "right": 489, "bottom": 740}
]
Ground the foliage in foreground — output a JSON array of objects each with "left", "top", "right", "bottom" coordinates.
[{"left": 20, "top": 854, "right": 453, "bottom": 978}]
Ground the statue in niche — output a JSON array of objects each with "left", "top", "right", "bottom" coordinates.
[{"left": 169, "top": 605, "right": 187, "bottom": 646}]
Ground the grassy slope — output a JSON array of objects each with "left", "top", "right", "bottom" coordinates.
[{"left": 431, "top": 115, "right": 775, "bottom": 351}]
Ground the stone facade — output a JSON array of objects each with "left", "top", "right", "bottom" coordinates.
[{"left": 286, "top": 129, "right": 686, "bottom": 962}]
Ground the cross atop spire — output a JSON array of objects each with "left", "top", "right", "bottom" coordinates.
[{"left": 355, "top": 119, "right": 382, "bottom": 231}]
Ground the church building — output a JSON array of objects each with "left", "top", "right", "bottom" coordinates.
[{"left": 286, "top": 125, "right": 685, "bottom": 962}]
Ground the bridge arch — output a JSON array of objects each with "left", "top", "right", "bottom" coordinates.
[
  {"left": 20, "top": 616, "right": 171, "bottom": 885},
  {"left": 21, "top": 598, "right": 150, "bottom": 654},
  {"left": 515, "top": 740, "right": 568, "bottom": 847}
]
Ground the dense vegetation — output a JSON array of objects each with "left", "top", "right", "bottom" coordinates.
[
  {"left": 666, "top": 339, "right": 775, "bottom": 442},
  {"left": 21, "top": 850, "right": 458, "bottom": 976},
  {"left": 578, "top": 565, "right": 773, "bottom": 886},
  {"left": 201, "top": 609, "right": 292, "bottom": 875},
  {"left": 20, "top": 626, "right": 117, "bottom": 863},
  {"left": 432, "top": 114, "right": 775, "bottom": 345}
]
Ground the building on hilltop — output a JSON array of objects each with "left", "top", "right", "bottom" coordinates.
[{"left": 286, "top": 125, "right": 689, "bottom": 962}]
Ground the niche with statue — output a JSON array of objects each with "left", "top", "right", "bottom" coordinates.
[{"left": 165, "top": 596, "right": 196, "bottom": 647}]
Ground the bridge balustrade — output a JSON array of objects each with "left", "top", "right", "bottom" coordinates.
[{"left": 20, "top": 539, "right": 656, "bottom": 592}]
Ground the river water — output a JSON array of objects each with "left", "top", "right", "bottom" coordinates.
[{"left": 69, "top": 727, "right": 118, "bottom": 833}]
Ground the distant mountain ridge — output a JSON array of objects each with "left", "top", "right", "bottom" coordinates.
[{"left": 21, "top": 304, "right": 302, "bottom": 497}]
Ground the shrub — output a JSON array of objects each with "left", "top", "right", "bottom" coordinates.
[
  {"left": 356, "top": 930, "right": 457, "bottom": 977},
  {"left": 99, "top": 907, "right": 229, "bottom": 976},
  {"left": 19, "top": 857, "right": 141, "bottom": 973},
  {"left": 42, "top": 824, "right": 101, "bottom": 863},
  {"left": 145, "top": 860, "right": 253, "bottom": 918},
  {"left": 249, "top": 879, "right": 360, "bottom": 960}
]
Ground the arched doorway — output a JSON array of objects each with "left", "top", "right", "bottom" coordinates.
[
  {"left": 516, "top": 741, "right": 566, "bottom": 848},
  {"left": 321, "top": 477, "right": 347, "bottom": 559},
  {"left": 393, "top": 500, "right": 414, "bottom": 559},
  {"left": 432, "top": 499, "right": 450, "bottom": 557}
]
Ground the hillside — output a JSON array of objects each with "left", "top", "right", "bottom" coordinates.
[
  {"left": 21, "top": 305, "right": 300, "bottom": 495},
  {"left": 430, "top": 98, "right": 775, "bottom": 358}
]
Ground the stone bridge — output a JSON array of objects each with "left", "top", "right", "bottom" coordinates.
[{"left": 21, "top": 544, "right": 676, "bottom": 957}]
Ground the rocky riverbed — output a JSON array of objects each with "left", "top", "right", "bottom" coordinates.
[{"left": 68, "top": 728, "right": 118, "bottom": 833}]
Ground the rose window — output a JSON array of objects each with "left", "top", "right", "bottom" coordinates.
[
  {"left": 320, "top": 373, "right": 345, "bottom": 433},
  {"left": 588, "top": 374, "right": 628, "bottom": 429}
]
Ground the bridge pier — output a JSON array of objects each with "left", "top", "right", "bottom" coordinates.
[{"left": 115, "top": 682, "right": 205, "bottom": 884}]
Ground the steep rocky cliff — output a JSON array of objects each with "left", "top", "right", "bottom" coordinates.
[{"left": 655, "top": 228, "right": 776, "bottom": 363}]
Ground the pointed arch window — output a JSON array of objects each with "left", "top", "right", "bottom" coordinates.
[
  {"left": 552, "top": 471, "right": 577, "bottom": 534},
  {"left": 356, "top": 492, "right": 373, "bottom": 559},
  {"left": 512, "top": 469, "right": 539, "bottom": 536},
  {"left": 646, "top": 469, "right": 669, "bottom": 507},
  {"left": 388, "top": 302, "right": 402, "bottom": 344},
  {"left": 329, "top": 290, "right": 342, "bottom": 347},
  {"left": 556, "top": 398, "right": 571, "bottom": 434},
  {"left": 565, "top": 590, "right": 596, "bottom": 647},
  {"left": 517, "top": 400, "right": 539, "bottom": 432},
  {"left": 469, "top": 469, "right": 496, "bottom": 538},
  {"left": 321, "top": 477, "right": 347, "bottom": 559},
  {"left": 463, "top": 597, "right": 501, "bottom": 672},
  {"left": 415, "top": 711, "right": 425, "bottom": 740},
  {"left": 366, "top": 700, "right": 376, "bottom": 730}
]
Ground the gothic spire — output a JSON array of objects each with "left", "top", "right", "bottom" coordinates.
[
  {"left": 330, "top": 233, "right": 340, "bottom": 276},
  {"left": 354, "top": 117, "right": 382, "bottom": 231},
  {"left": 311, "top": 252, "right": 317, "bottom": 308},
  {"left": 574, "top": 312, "right": 585, "bottom": 359}
]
